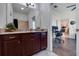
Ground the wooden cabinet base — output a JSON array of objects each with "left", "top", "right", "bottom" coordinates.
[{"left": 0, "top": 32, "right": 47, "bottom": 56}]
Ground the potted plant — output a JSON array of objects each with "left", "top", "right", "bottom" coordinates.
[{"left": 5, "top": 23, "right": 16, "bottom": 32}]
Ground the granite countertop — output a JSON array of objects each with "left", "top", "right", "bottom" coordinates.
[{"left": 0, "top": 30, "right": 47, "bottom": 35}]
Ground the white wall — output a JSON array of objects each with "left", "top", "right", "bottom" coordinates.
[
  {"left": 76, "top": 4, "right": 79, "bottom": 56},
  {"left": 76, "top": 4, "right": 79, "bottom": 29},
  {"left": 13, "top": 11, "right": 27, "bottom": 21},
  {"left": 28, "top": 9, "right": 36, "bottom": 29},
  {"left": 0, "top": 3, "right": 6, "bottom": 28},
  {"left": 27, "top": 7, "right": 40, "bottom": 29},
  {"left": 39, "top": 4, "right": 50, "bottom": 29},
  {"left": 0, "top": 3, "right": 14, "bottom": 28},
  {"left": 28, "top": 4, "right": 51, "bottom": 29},
  {"left": 7, "top": 3, "right": 13, "bottom": 23}
]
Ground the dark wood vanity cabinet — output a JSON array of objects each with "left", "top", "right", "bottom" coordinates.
[
  {"left": 2, "top": 34, "right": 22, "bottom": 56},
  {"left": 22, "top": 33, "right": 33, "bottom": 56},
  {"left": 0, "top": 32, "right": 47, "bottom": 56},
  {"left": 0, "top": 36, "right": 2, "bottom": 56},
  {"left": 22, "top": 33, "right": 40, "bottom": 56},
  {"left": 40, "top": 32, "right": 47, "bottom": 50},
  {"left": 32, "top": 33, "right": 40, "bottom": 53},
  {"left": 3, "top": 40, "right": 22, "bottom": 56}
]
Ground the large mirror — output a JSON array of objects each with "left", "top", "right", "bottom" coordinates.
[
  {"left": 0, "top": 3, "right": 7, "bottom": 29},
  {"left": 12, "top": 3, "right": 41, "bottom": 31},
  {"left": 0, "top": 3, "right": 41, "bottom": 32}
]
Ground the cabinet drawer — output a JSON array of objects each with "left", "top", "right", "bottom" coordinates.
[
  {"left": 3, "top": 34, "right": 20, "bottom": 40},
  {"left": 21, "top": 33, "right": 34, "bottom": 39}
]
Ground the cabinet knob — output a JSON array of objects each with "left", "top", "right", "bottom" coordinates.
[
  {"left": 31, "top": 39, "right": 34, "bottom": 40},
  {"left": 18, "top": 41, "right": 20, "bottom": 44}
]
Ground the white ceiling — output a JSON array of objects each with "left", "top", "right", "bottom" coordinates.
[
  {"left": 12, "top": 3, "right": 32, "bottom": 14},
  {"left": 51, "top": 3, "right": 76, "bottom": 12},
  {"left": 12, "top": 3, "right": 76, "bottom": 15}
]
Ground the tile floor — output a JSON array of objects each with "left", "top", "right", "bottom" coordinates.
[{"left": 33, "top": 50, "right": 57, "bottom": 56}]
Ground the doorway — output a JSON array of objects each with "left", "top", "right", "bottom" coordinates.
[
  {"left": 60, "top": 20, "right": 69, "bottom": 39},
  {"left": 52, "top": 19, "right": 76, "bottom": 56}
]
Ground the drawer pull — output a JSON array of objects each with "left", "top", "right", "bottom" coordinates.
[
  {"left": 31, "top": 39, "right": 34, "bottom": 40},
  {"left": 9, "top": 36, "right": 15, "bottom": 39}
]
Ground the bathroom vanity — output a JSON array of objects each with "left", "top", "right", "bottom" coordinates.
[{"left": 0, "top": 31, "right": 47, "bottom": 56}]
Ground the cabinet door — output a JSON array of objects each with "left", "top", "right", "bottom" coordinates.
[
  {"left": 3, "top": 34, "right": 22, "bottom": 56},
  {"left": 40, "top": 32, "right": 47, "bottom": 50},
  {"left": 0, "top": 36, "right": 3, "bottom": 56},
  {"left": 32, "top": 33, "right": 40, "bottom": 53},
  {"left": 22, "top": 33, "right": 40, "bottom": 56},
  {"left": 3, "top": 39, "right": 22, "bottom": 56},
  {"left": 22, "top": 33, "right": 33, "bottom": 56}
]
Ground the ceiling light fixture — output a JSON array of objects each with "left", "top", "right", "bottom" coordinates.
[
  {"left": 21, "top": 7, "right": 24, "bottom": 10},
  {"left": 26, "top": 3, "right": 34, "bottom": 8},
  {"left": 66, "top": 4, "right": 76, "bottom": 11},
  {"left": 50, "top": 3, "right": 58, "bottom": 8}
]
